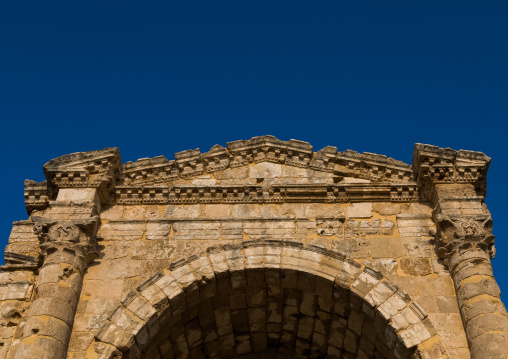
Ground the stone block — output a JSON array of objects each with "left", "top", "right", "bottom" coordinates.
[
  {"left": 146, "top": 220, "right": 171, "bottom": 240},
  {"left": 82, "top": 280, "right": 123, "bottom": 300},
  {"left": 103, "top": 241, "right": 131, "bottom": 260},
  {"left": 305, "top": 204, "right": 345, "bottom": 218},
  {"left": 125, "top": 205, "right": 161, "bottom": 219},
  {"left": 163, "top": 205, "right": 201, "bottom": 218},
  {"left": 250, "top": 163, "right": 282, "bottom": 178},
  {"left": 98, "top": 220, "right": 146, "bottom": 241},
  {"left": 415, "top": 277, "right": 455, "bottom": 297},
  {"left": 214, "top": 307, "right": 233, "bottom": 336},
  {"left": 172, "top": 220, "right": 220, "bottom": 240},
  {"left": 56, "top": 188, "right": 98, "bottom": 203},
  {"left": 22, "top": 315, "right": 70, "bottom": 346},
  {"left": 243, "top": 219, "right": 295, "bottom": 240},
  {"left": 221, "top": 219, "right": 243, "bottom": 240},
  {"left": 86, "top": 260, "right": 141, "bottom": 280},
  {"left": 435, "top": 296, "right": 460, "bottom": 313},
  {"left": 203, "top": 204, "right": 232, "bottom": 218},
  {"left": 399, "top": 258, "right": 432, "bottom": 276},
  {"left": 372, "top": 203, "right": 401, "bottom": 215},
  {"left": 213, "top": 166, "right": 249, "bottom": 180},
  {"left": 347, "top": 203, "right": 372, "bottom": 218},
  {"left": 438, "top": 330, "right": 469, "bottom": 349},
  {"left": 359, "top": 219, "right": 380, "bottom": 236},
  {"left": 370, "top": 238, "right": 403, "bottom": 258},
  {"left": 331, "top": 238, "right": 371, "bottom": 259},
  {"left": 68, "top": 332, "right": 94, "bottom": 352},
  {"left": 231, "top": 204, "right": 261, "bottom": 218},
  {"left": 466, "top": 313, "right": 508, "bottom": 341},
  {"left": 380, "top": 220, "right": 395, "bottom": 235},
  {"left": 401, "top": 237, "right": 432, "bottom": 258},
  {"left": 8, "top": 221, "right": 38, "bottom": 243},
  {"left": 398, "top": 321, "right": 431, "bottom": 348}
]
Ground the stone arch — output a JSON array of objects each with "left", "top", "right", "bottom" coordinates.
[{"left": 92, "top": 241, "right": 447, "bottom": 359}]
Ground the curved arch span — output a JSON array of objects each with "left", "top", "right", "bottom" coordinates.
[{"left": 92, "top": 241, "right": 447, "bottom": 359}]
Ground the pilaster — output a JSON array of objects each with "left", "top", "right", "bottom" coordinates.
[{"left": 413, "top": 144, "right": 508, "bottom": 358}]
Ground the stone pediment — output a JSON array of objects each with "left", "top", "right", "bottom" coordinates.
[
  {"left": 24, "top": 136, "right": 490, "bottom": 213},
  {"left": 120, "top": 135, "right": 413, "bottom": 185}
]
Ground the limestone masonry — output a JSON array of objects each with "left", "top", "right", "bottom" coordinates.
[{"left": 1, "top": 136, "right": 507, "bottom": 359}]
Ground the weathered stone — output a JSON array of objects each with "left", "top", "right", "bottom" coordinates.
[
  {"left": 347, "top": 203, "right": 372, "bottom": 218},
  {"left": 3, "top": 140, "right": 505, "bottom": 359},
  {"left": 372, "top": 203, "right": 401, "bottom": 216},
  {"left": 399, "top": 258, "right": 432, "bottom": 276},
  {"left": 370, "top": 237, "right": 403, "bottom": 258}
]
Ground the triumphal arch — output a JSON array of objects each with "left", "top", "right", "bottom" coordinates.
[{"left": 0, "top": 136, "right": 507, "bottom": 359}]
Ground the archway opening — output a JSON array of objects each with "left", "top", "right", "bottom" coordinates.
[{"left": 96, "top": 242, "right": 441, "bottom": 359}]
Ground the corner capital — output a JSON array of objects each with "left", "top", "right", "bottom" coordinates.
[
  {"left": 434, "top": 213, "right": 495, "bottom": 267},
  {"left": 32, "top": 216, "right": 100, "bottom": 266}
]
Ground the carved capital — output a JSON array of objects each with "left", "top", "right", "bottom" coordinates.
[
  {"left": 32, "top": 216, "right": 99, "bottom": 265},
  {"left": 435, "top": 214, "right": 495, "bottom": 264}
]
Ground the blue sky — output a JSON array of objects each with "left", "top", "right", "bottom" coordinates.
[{"left": 1, "top": 1, "right": 507, "bottom": 296}]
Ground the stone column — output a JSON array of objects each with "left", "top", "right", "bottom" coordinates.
[
  {"left": 433, "top": 185, "right": 508, "bottom": 358},
  {"left": 9, "top": 148, "right": 122, "bottom": 358},
  {"left": 14, "top": 216, "right": 99, "bottom": 359},
  {"left": 413, "top": 144, "right": 508, "bottom": 358}
]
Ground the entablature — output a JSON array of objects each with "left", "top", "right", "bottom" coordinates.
[{"left": 23, "top": 137, "right": 490, "bottom": 214}]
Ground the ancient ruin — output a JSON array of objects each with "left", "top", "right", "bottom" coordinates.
[{"left": 0, "top": 136, "right": 507, "bottom": 358}]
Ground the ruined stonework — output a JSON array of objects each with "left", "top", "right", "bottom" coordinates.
[{"left": 1, "top": 136, "right": 507, "bottom": 359}]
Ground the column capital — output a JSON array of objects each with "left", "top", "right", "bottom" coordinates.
[
  {"left": 435, "top": 213, "right": 495, "bottom": 268},
  {"left": 32, "top": 216, "right": 100, "bottom": 267}
]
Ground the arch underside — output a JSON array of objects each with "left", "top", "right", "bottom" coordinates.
[{"left": 95, "top": 242, "right": 446, "bottom": 359}]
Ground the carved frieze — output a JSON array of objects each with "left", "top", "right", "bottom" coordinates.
[{"left": 115, "top": 183, "right": 418, "bottom": 205}]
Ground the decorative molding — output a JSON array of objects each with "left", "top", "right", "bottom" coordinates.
[
  {"left": 0, "top": 252, "right": 39, "bottom": 271},
  {"left": 24, "top": 180, "right": 51, "bottom": 214},
  {"left": 412, "top": 143, "right": 490, "bottom": 199},
  {"left": 23, "top": 138, "right": 492, "bottom": 212},
  {"left": 115, "top": 183, "right": 419, "bottom": 205},
  {"left": 42, "top": 147, "right": 122, "bottom": 203}
]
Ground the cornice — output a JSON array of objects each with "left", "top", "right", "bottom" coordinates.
[
  {"left": 24, "top": 137, "right": 491, "bottom": 213},
  {"left": 412, "top": 143, "right": 490, "bottom": 198},
  {"left": 43, "top": 147, "right": 122, "bottom": 201}
]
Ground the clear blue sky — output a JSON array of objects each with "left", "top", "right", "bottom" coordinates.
[{"left": 1, "top": 1, "right": 507, "bottom": 296}]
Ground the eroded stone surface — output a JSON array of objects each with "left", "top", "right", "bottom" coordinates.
[{"left": 3, "top": 138, "right": 506, "bottom": 358}]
